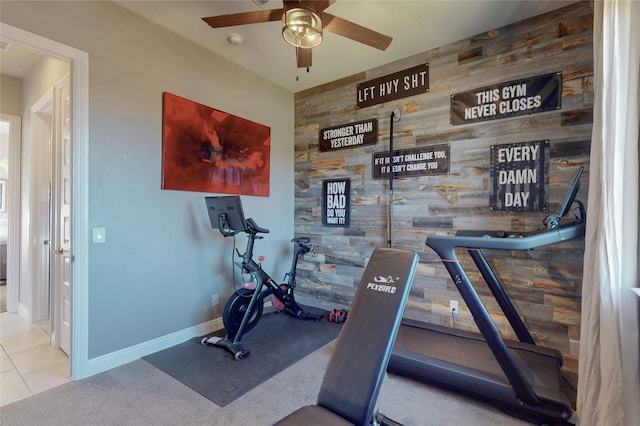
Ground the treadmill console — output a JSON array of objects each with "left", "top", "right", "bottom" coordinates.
[{"left": 543, "top": 166, "right": 584, "bottom": 229}]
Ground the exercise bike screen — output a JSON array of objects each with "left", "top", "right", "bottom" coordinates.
[{"left": 205, "top": 196, "right": 247, "bottom": 232}]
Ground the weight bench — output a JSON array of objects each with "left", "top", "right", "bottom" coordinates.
[{"left": 275, "top": 247, "right": 419, "bottom": 426}]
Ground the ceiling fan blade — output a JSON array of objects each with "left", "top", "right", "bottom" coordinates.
[
  {"left": 297, "top": 48, "right": 312, "bottom": 68},
  {"left": 283, "top": 0, "right": 335, "bottom": 13},
  {"left": 202, "top": 9, "right": 283, "bottom": 28},
  {"left": 307, "top": 0, "right": 336, "bottom": 13},
  {"left": 322, "top": 13, "right": 392, "bottom": 51}
]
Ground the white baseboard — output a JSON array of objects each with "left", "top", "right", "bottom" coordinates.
[
  {"left": 85, "top": 317, "right": 224, "bottom": 377},
  {"left": 17, "top": 303, "right": 29, "bottom": 320}
]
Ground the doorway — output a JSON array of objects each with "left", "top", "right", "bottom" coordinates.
[
  {"left": 1, "top": 23, "right": 90, "bottom": 379},
  {"left": 2, "top": 53, "right": 68, "bottom": 352}
]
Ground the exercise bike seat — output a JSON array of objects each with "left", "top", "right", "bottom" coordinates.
[
  {"left": 246, "top": 217, "right": 270, "bottom": 234},
  {"left": 275, "top": 247, "right": 419, "bottom": 426}
]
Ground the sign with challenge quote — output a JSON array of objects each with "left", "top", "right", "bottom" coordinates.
[
  {"left": 451, "top": 72, "right": 561, "bottom": 125},
  {"left": 372, "top": 144, "right": 450, "bottom": 179},
  {"left": 489, "top": 140, "right": 549, "bottom": 211}
]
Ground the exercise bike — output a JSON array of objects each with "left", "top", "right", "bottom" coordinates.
[{"left": 202, "top": 196, "right": 323, "bottom": 360}]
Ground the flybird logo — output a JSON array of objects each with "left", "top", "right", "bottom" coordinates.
[{"left": 367, "top": 275, "right": 400, "bottom": 293}]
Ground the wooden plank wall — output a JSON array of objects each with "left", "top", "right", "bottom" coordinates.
[{"left": 293, "top": 1, "right": 593, "bottom": 371}]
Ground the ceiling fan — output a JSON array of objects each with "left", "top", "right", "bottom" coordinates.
[{"left": 202, "top": 0, "right": 392, "bottom": 70}]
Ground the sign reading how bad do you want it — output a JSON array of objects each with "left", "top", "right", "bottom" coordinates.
[
  {"left": 490, "top": 140, "right": 549, "bottom": 211},
  {"left": 322, "top": 179, "right": 350, "bottom": 227},
  {"left": 451, "top": 72, "right": 561, "bottom": 125}
]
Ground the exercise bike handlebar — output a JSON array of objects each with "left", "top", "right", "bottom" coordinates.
[
  {"left": 215, "top": 213, "right": 270, "bottom": 238},
  {"left": 218, "top": 214, "right": 310, "bottom": 250}
]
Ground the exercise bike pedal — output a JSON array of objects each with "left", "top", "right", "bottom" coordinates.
[
  {"left": 201, "top": 336, "right": 251, "bottom": 360},
  {"left": 200, "top": 336, "right": 223, "bottom": 346}
]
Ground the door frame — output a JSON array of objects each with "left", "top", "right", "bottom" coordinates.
[{"left": 0, "top": 23, "right": 90, "bottom": 380}]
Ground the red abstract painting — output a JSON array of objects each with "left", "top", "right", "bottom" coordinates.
[{"left": 161, "top": 92, "right": 270, "bottom": 196}]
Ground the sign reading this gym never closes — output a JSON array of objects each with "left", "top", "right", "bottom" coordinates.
[{"left": 450, "top": 72, "right": 561, "bottom": 125}]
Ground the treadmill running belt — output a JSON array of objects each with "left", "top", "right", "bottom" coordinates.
[{"left": 389, "top": 320, "right": 574, "bottom": 424}]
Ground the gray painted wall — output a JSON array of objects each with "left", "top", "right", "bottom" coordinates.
[
  {"left": 1, "top": 1, "right": 294, "bottom": 358},
  {"left": 0, "top": 75, "right": 22, "bottom": 115}
]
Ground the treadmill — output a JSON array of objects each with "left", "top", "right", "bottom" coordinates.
[{"left": 389, "top": 166, "right": 585, "bottom": 425}]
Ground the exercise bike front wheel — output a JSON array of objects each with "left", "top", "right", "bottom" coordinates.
[{"left": 223, "top": 288, "right": 264, "bottom": 337}]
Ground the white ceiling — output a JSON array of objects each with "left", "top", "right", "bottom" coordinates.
[
  {"left": 0, "top": 41, "right": 43, "bottom": 79},
  {"left": 1, "top": 1, "right": 576, "bottom": 93}
]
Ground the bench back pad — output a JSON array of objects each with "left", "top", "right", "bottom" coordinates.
[{"left": 317, "top": 247, "right": 418, "bottom": 425}]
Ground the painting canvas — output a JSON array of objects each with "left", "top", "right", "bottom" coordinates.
[{"left": 161, "top": 92, "right": 270, "bottom": 196}]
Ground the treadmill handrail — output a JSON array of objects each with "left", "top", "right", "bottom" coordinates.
[
  {"left": 427, "top": 222, "right": 585, "bottom": 253},
  {"left": 467, "top": 249, "right": 535, "bottom": 344}
]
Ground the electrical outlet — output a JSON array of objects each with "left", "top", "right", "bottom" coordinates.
[
  {"left": 211, "top": 294, "right": 219, "bottom": 306},
  {"left": 449, "top": 300, "right": 459, "bottom": 313},
  {"left": 570, "top": 339, "right": 580, "bottom": 355}
]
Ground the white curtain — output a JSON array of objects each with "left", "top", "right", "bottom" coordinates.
[{"left": 577, "top": 1, "right": 640, "bottom": 425}]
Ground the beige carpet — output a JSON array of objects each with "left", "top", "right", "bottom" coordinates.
[{"left": 0, "top": 338, "right": 530, "bottom": 425}]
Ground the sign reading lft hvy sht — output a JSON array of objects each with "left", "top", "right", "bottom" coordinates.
[
  {"left": 357, "top": 64, "right": 429, "bottom": 108},
  {"left": 489, "top": 140, "right": 549, "bottom": 211}
]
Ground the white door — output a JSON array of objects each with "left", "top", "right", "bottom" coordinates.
[
  {"left": 0, "top": 114, "right": 21, "bottom": 313},
  {"left": 30, "top": 92, "right": 53, "bottom": 324},
  {"left": 51, "top": 77, "right": 72, "bottom": 355}
]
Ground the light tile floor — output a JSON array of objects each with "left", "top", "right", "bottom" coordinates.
[{"left": 0, "top": 311, "right": 70, "bottom": 407}]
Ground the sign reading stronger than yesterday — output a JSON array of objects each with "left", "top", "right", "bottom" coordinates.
[{"left": 319, "top": 119, "right": 378, "bottom": 152}]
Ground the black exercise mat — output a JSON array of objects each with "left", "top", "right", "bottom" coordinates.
[{"left": 143, "top": 307, "right": 342, "bottom": 406}]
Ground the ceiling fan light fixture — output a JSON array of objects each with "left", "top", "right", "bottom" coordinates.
[{"left": 282, "top": 7, "right": 322, "bottom": 49}]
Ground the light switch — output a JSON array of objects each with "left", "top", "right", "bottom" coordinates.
[{"left": 92, "top": 227, "right": 106, "bottom": 243}]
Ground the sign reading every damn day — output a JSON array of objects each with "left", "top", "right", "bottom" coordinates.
[
  {"left": 319, "top": 119, "right": 378, "bottom": 152},
  {"left": 451, "top": 72, "right": 561, "bottom": 125},
  {"left": 357, "top": 64, "right": 429, "bottom": 108},
  {"left": 489, "top": 140, "right": 549, "bottom": 211}
]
